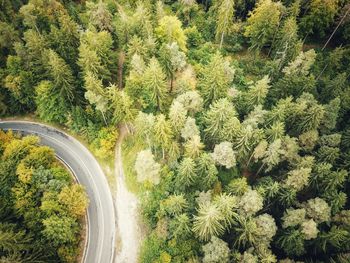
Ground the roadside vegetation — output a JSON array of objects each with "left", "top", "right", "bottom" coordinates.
[
  {"left": 1, "top": 0, "right": 350, "bottom": 262},
  {"left": 0, "top": 130, "right": 88, "bottom": 262}
]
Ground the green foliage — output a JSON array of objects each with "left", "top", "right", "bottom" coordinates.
[
  {"left": 0, "top": 133, "right": 88, "bottom": 262},
  {"left": 198, "top": 53, "right": 235, "bottom": 106},
  {"left": 156, "top": 16, "right": 187, "bottom": 52},
  {"left": 1, "top": 0, "right": 350, "bottom": 262},
  {"left": 244, "top": 0, "right": 284, "bottom": 51}
]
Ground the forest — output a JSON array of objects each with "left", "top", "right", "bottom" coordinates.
[
  {"left": 1, "top": 0, "right": 350, "bottom": 262},
  {"left": 0, "top": 130, "right": 88, "bottom": 262}
]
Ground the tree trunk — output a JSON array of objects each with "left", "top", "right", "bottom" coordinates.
[
  {"left": 101, "top": 111, "right": 108, "bottom": 126},
  {"left": 219, "top": 32, "right": 225, "bottom": 49},
  {"left": 170, "top": 76, "right": 174, "bottom": 93},
  {"left": 256, "top": 163, "right": 265, "bottom": 176},
  {"left": 156, "top": 96, "right": 160, "bottom": 111},
  {"left": 322, "top": 6, "right": 350, "bottom": 51}
]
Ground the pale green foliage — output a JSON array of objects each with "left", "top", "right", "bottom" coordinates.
[
  {"left": 226, "top": 178, "right": 249, "bottom": 196},
  {"left": 143, "top": 57, "right": 168, "bottom": 109},
  {"left": 239, "top": 189, "right": 263, "bottom": 215},
  {"left": 283, "top": 50, "right": 316, "bottom": 76},
  {"left": 282, "top": 208, "right": 306, "bottom": 228},
  {"left": 170, "top": 213, "right": 191, "bottom": 238},
  {"left": 211, "top": 141, "right": 236, "bottom": 169},
  {"left": 196, "top": 191, "right": 212, "bottom": 206},
  {"left": 240, "top": 251, "right": 258, "bottom": 263},
  {"left": 243, "top": 105, "right": 267, "bottom": 128},
  {"left": 261, "top": 139, "right": 284, "bottom": 172},
  {"left": 153, "top": 114, "right": 173, "bottom": 153},
  {"left": 135, "top": 149, "right": 161, "bottom": 185},
  {"left": 215, "top": 0, "right": 235, "bottom": 48},
  {"left": 234, "top": 216, "right": 258, "bottom": 247},
  {"left": 281, "top": 136, "right": 300, "bottom": 163},
  {"left": 199, "top": 53, "right": 235, "bottom": 106},
  {"left": 155, "top": 16, "right": 187, "bottom": 51},
  {"left": 244, "top": 0, "right": 283, "bottom": 50},
  {"left": 304, "top": 198, "right": 331, "bottom": 223},
  {"left": 127, "top": 36, "right": 148, "bottom": 58},
  {"left": 213, "top": 193, "right": 238, "bottom": 228},
  {"left": 204, "top": 98, "right": 239, "bottom": 142},
  {"left": 174, "top": 67, "right": 197, "bottom": 92},
  {"left": 193, "top": 202, "right": 224, "bottom": 241},
  {"left": 266, "top": 122, "right": 285, "bottom": 142},
  {"left": 86, "top": 1, "right": 113, "bottom": 32},
  {"left": 163, "top": 194, "right": 188, "bottom": 216},
  {"left": 241, "top": 76, "right": 270, "bottom": 112},
  {"left": 110, "top": 89, "right": 135, "bottom": 124},
  {"left": 169, "top": 101, "right": 187, "bottom": 133},
  {"left": 253, "top": 140, "right": 268, "bottom": 161},
  {"left": 84, "top": 72, "right": 108, "bottom": 114},
  {"left": 175, "top": 90, "right": 203, "bottom": 115},
  {"left": 160, "top": 42, "right": 187, "bottom": 80},
  {"left": 184, "top": 135, "right": 204, "bottom": 158},
  {"left": 301, "top": 219, "right": 318, "bottom": 240},
  {"left": 254, "top": 214, "right": 277, "bottom": 245},
  {"left": 202, "top": 236, "right": 230, "bottom": 263},
  {"left": 255, "top": 245, "right": 277, "bottom": 262},
  {"left": 114, "top": 2, "right": 151, "bottom": 46},
  {"left": 196, "top": 153, "right": 218, "bottom": 188},
  {"left": 181, "top": 117, "right": 200, "bottom": 140},
  {"left": 284, "top": 168, "right": 312, "bottom": 191},
  {"left": 299, "top": 130, "right": 319, "bottom": 151},
  {"left": 134, "top": 111, "right": 155, "bottom": 146},
  {"left": 234, "top": 125, "right": 263, "bottom": 161},
  {"left": 177, "top": 157, "right": 197, "bottom": 186}
]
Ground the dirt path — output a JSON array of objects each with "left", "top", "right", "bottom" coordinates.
[{"left": 114, "top": 125, "right": 141, "bottom": 263}]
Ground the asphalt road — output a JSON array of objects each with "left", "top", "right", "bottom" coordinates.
[{"left": 0, "top": 121, "right": 115, "bottom": 263}]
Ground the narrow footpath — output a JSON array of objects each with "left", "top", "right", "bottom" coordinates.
[{"left": 114, "top": 126, "right": 141, "bottom": 263}]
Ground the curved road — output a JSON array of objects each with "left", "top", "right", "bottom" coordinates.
[{"left": 0, "top": 121, "right": 115, "bottom": 263}]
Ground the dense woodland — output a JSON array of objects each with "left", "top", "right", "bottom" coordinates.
[
  {"left": 1, "top": 0, "right": 350, "bottom": 262},
  {"left": 0, "top": 130, "right": 88, "bottom": 262}
]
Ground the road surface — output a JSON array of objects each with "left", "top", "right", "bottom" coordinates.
[{"left": 0, "top": 121, "right": 116, "bottom": 263}]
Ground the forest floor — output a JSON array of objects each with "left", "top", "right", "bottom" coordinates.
[{"left": 114, "top": 125, "right": 143, "bottom": 263}]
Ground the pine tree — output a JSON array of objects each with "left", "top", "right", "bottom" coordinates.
[
  {"left": 244, "top": 0, "right": 284, "bottom": 51},
  {"left": 196, "top": 153, "right": 218, "bottom": 189},
  {"left": 86, "top": 1, "right": 113, "bottom": 32},
  {"left": 159, "top": 42, "right": 186, "bottom": 92},
  {"left": 203, "top": 98, "right": 239, "bottom": 143},
  {"left": 153, "top": 114, "right": 173, "bottom": 158},
  {"left": 193, "top": 202, "right": 224, "bottom": 241},
  {"left": 155, "top": 16, "right": 187, "bottom": 51},
  {"left": 199, "top": 53, "right": 235, "bottom": 106},
  {"left": 184, "top": 135, "right": 204, "bottom": 159},
  {"left": 35, "top": 81, "right": 68, "bottom": 124},
  {"left": 84, "top": 72, "right": 109, "bottom": 124},
  {"left": 169, "top": 100, "right": 187, "bottom": 135},
  {"left": 143, "top": 58, "right": 168, "bottom": 110},
  {"left": 215, "top": 0, "right": 235, "bottom": 49},
  {"left": 177, "top": 157, "right": 197, "bottom": 187},
  {"left": 45, "top": 49, "right": 75, "bottom": 102}
]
